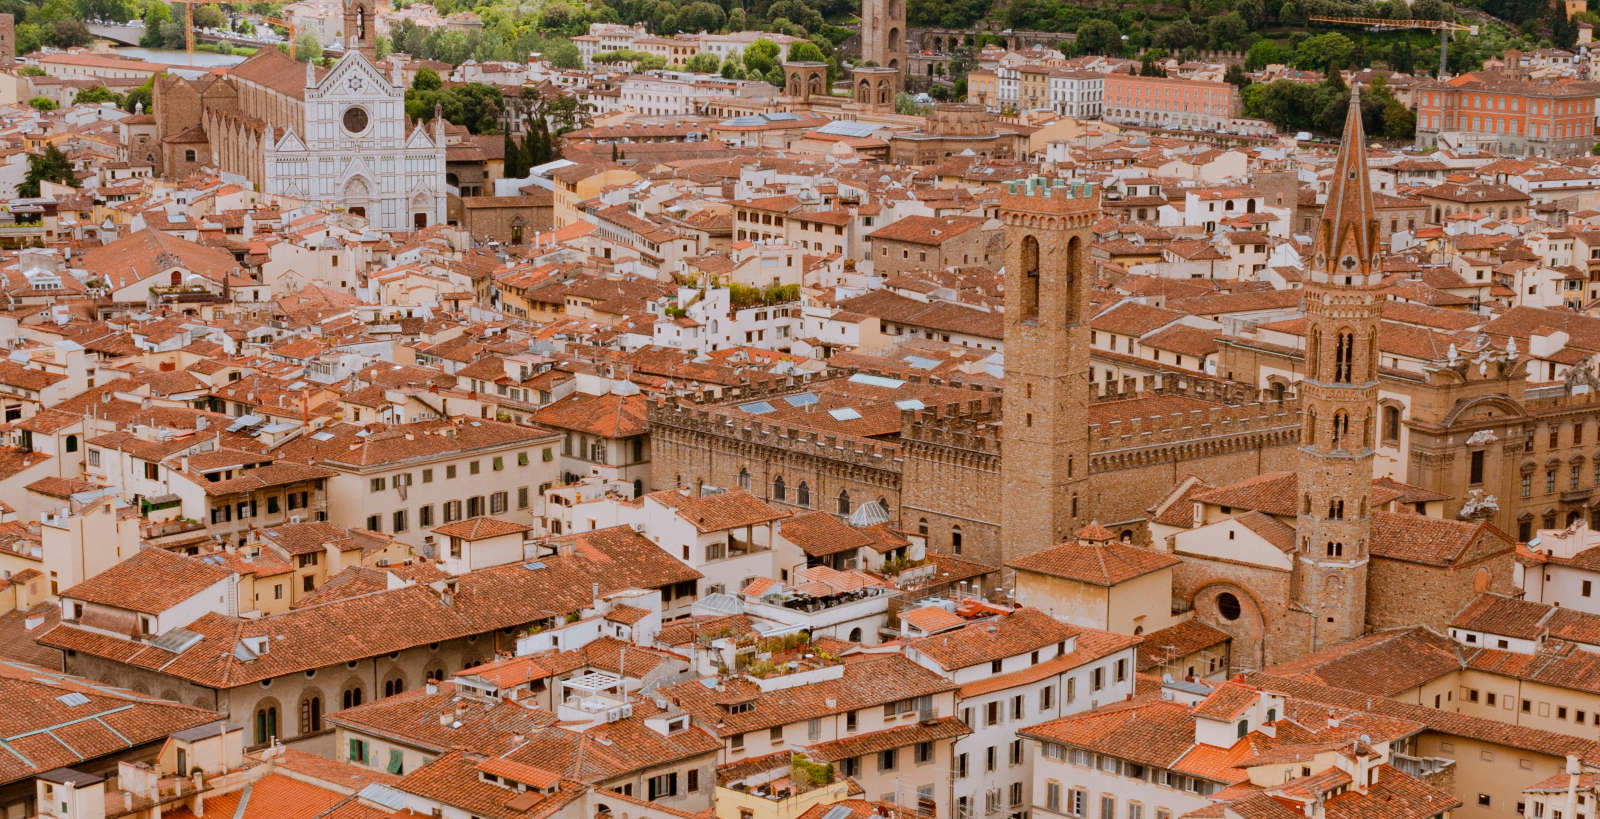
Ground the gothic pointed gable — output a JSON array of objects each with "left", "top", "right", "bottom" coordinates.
[
  {"left": 273, "top": 128, "right": 307, "bottom": 153},
  {"left": 1314, "top": 88, "right": 1381, "bottom": 283},
  {"left": 312, "top": 49, "right": 396, "bottom": 102},
  {"left": 405, "top": 124, "right": 438, "bottom": 150},
  {"left": 339, "top": 154, "right": 378, "bottom": 184}
]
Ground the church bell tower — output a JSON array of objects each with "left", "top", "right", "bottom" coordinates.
[
  {"left": 1293, "top": 88, "right": 1382, "bottom": 651},
  {"left": 344, "top": 0, "right": 377, "bottom": 61},
  {"left": 999, "top": 177, "right": 1099, "bottom": 562}
]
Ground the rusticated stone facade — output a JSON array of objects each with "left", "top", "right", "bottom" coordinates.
[
  {"left": 999, "top": 177, "right": 1097, "bottom": 563},
  {"left": 650, "top": 369, "right": 1304, "bottom": 570}
]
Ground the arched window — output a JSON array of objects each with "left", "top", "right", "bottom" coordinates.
[
  {"left": 299, "top": 694, "right": 323, "bottom": 735},
  {"left": 917, "top": 518, "right": 929, "bottom": 536},
  {"left": 382, "top": 675, "right": 405, "bottom": 698},
  {"left": 773, "top": 476, "right": 786, "bottom": 502},
  {"left": 1332, "top": 411, "right": 1350, "bottom": 449},
  {"left": 1327, "top": 542, "right": 1343, "bottom": 557},
  {"left": 65, "top": 435, "right": 77, "bottom": 453},
  {"left": 1307, "top": 328, "right": 1321, "bottom": 373},
  {"left": 797, "top": 481, "right": 810, "bottom": 507},
  {"left": 1334, "top": 331, "right": 1355, "bottom": 383},
  {"left": 848, "top": 627, "right": 863, "bottom": 643},
  {"left": 951, "top": 525, "right": 963, "bottom": 554},
  {"left": 253, "top": 702, "right": 279, "bottom": 746},
  {"left": 1065, "top": 236, "right": 1083, "bottom": 323},
  {"left": 632, "top": 478, "right": 643, "bottom": 498},
  {"left": 837, "top": 489, "right": 851, "bottom": 515},
  {"left": 738, "top": 468, "right": 750, "bottom": 490},
  {"left": 1236, "top": 720, "right": 1248, "bottom": 738},
  {"left": 1382, "top": 405, "right": 1401, "bottom": 443},
  {"left": 1327, "top": 499, "right": 1344, "bottom": 520},
  {"left": 1018, "top": 234, "right": 1040, "bottom": 322},
  {"left": 342, "top": 685, "right": 364, "bottom": 710}
]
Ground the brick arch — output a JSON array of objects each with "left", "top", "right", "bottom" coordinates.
[{"left": 1188, "top": 579, "right": 1269, "bottom": 672}]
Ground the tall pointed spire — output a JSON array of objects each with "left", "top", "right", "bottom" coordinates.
[
  {"left": 1313, "top": 87, "right": 1380, "bottom": 285},
  {"left": 1287, "top": 84, "right": 1384, "bottom": 662}
]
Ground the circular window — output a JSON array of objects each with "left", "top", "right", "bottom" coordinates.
[
  {"left": 1216, "top": 592, "right": 1242, "bottom": 622},
  {"left": 342, "top": 106, "right": 369, "bottom": 133}
]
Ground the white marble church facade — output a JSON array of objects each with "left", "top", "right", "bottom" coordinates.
[{"left": 263, "top": 53, "right": 446, "bottom": 232}]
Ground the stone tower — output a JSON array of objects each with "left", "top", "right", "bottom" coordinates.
[
  {"left": 858, "top": 0, "right": 906, "bottom": 86},
  {"left": 344, "top": 0, "right": 377, "bottom": 60},
  {"left": 999, "top": 178, "right": 1100, "bottom": 562},
  {"left": 1293, "top": 89, "right": 1382, "bottom": 652}
]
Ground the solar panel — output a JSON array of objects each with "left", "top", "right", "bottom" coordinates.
[
  {"left": 522, "top": 561, "right": 548, "bottom": 571},
  {"left": 903, "top": 355, "right": 940, "bottom": 370},
  {"left": 56, "top": 692, "right": 89, "bottom": 707},
  {"left": 895, "top": 399, "right": 926, "bottom": 411},
  {"left": 822, "top": 806, "right": 853, "bottom": 819},
  {"left": 766, "top": 112, "right": 800, "bottom": 121},
  {"left": 783, "top": 392, "right": 820, "bottom": 407},
  {"left": 848, "top": 373, "right": 905, "bottom": 389},
  {"left": 817, "top": 120, "right": 877, "bottom": 138},
  {"left": 828, "top": 407, "right": 862, "bottom": 421},
  {"left": 739, "top": 401, "right": 776, "bottom": 415}
]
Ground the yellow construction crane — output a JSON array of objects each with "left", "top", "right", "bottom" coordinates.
[
  {"left": 168, "top": 0, "right": 203, "bottom": 56},
  {"left": 262, "top": 16, "right": 300, "bottom": 59},
  {"left": 1308, "top": 15, "right": 1479, "bottom": 78}
]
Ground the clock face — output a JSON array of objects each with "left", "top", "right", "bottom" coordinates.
[{"left": 343, "top": 106, "right": 369, "bottom": 134}]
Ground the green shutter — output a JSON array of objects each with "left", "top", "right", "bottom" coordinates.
[
  {"left": 387, "top": 749, "right": 404, "bottom": 775},
  {"left": 349, "top": 738, "right": 365, "bottom": 763}
]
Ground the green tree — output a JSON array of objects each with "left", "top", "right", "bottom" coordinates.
[
  {"left": 1206, "top": 13, "right": 1249, "bottom": 49},
  {"left": 546, "top": 40, "right": 582, "bottom": 69},
  {"left": 17, "top": 65, "right": 46, "bottom": 77},
  {"left": 72, "top": 86, "right": 121, "bottom": 105},
  {"left": 1292, "top": 31, "right": 1356, "bottom": 71},
  {"left": 1139, "top": 54, "right": 1166, "bottom": 76},
  {"left": 14, "top": 24, "right": 44, "bottom": 56},
  {"left": 76, "top": 0, "right": 133, "bottom": 22},
  {"left": 49, "top": 18, "right": 91, "bottom": 47},
  {"left": 1153, "top": 19, "right": 1202, "bottom": 51},
  {"left": 1244, "top": 39, "right": 1286, "bottom": 70},
  {"left": 192, "top": 3, "right": 224, "bottom": 28},
  {"left": 671, "top": 0, "right": 725, "bottom": 32},
  {"left": 684, "top": 51, "right": 721, "bottom": 72},
  {"left": 1076, "top": 19, "right": 1122, "bottom": 55},
  {"left": 19, "top": 144, "right": 76, "bottom": 197},
  {"left": 1224, "top": 63, "right": 1251, "bottom": 88},
  {"left": 293, "top": 30, "right": 321, "bottom": 61},
  {"left": 123, "top": 77, "right": 154, "bottom": 112},
  {"left": 788, "top": 40, "right": 826, "bottom": 62},
  {"left": 742, "top": 38, "right": 780, "bottom": 75},
  {"left": 413, "top": 66, "right": 442, "bottom": 91},
  {"left": 503, "top": 131, "right": 525, "bottom": 177},
  {"left": 27, "top": 97, "right": 58, "bottom": 111},
  {"left": 138, "top": 2, "right": 171, "bottom": 48}
]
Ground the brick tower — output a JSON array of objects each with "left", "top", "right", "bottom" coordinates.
[
  {"left": 999, "top": 178, "right": 1100, "bottom": 562},
  {"left": 858, "top": 0, "right": 906, "bottom": 87},
  {"left": 1293, "top": 89, "right": 1382, "bottom": 652},
  {"left": 344, "top": 0, "right": 377, "bottom": 60}
]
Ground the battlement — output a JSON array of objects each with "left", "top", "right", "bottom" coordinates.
[
  {"left": 900, "top": 395, "right": 1004, "bottom": 454},
  {"left": 1092, "top": 373, "right": 1261, "bottom": 404},
  {"left": 1089, "top": 398, "right": 1302, "bottom": 452},
  {"left": 648, "top": 400, "right": 905, "bottom": 471},
  {"left": 1001, "top": 176, "right": 1101, "bottom": 217},
  {"left": 674, "top": 368, "right": 998, "bottom": 408}
]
